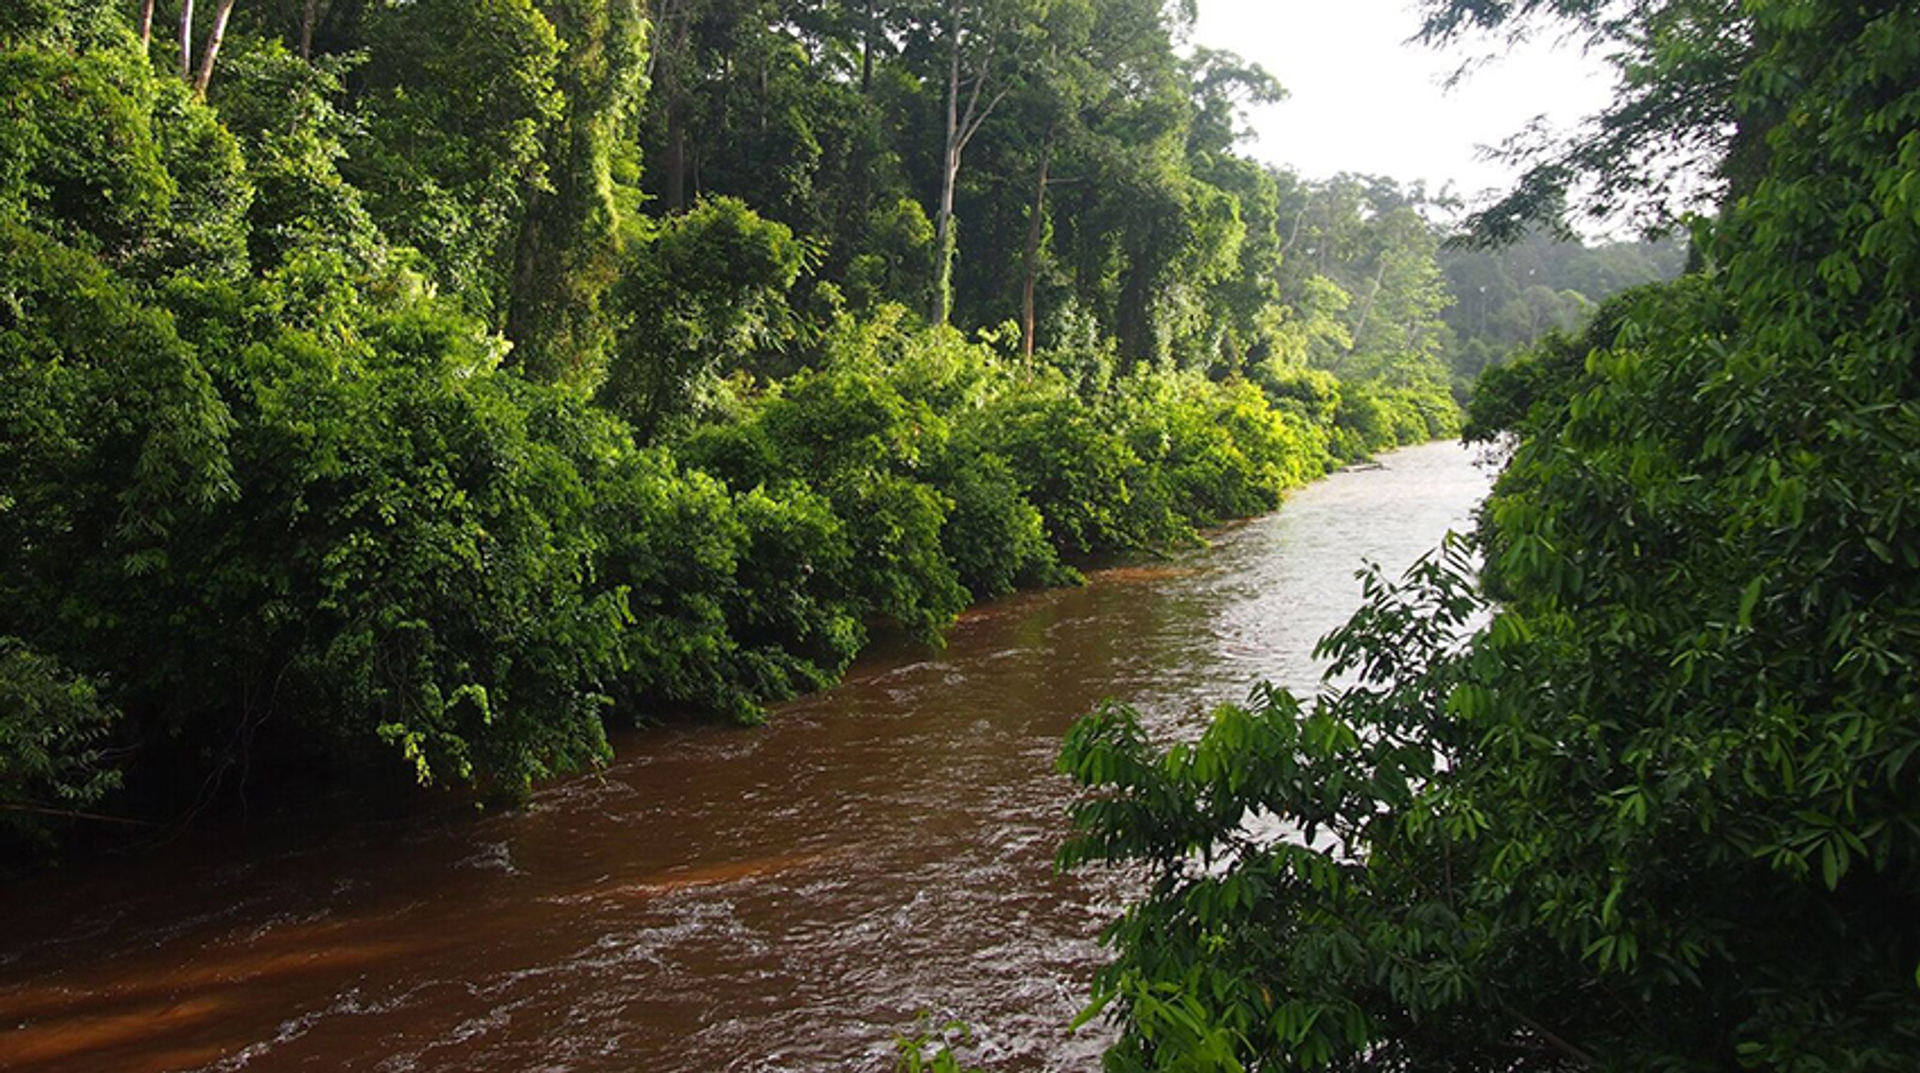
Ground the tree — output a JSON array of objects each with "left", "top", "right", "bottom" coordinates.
[
  {"left": 1269, "top": 175, "right": 1452, "bottom": 389},
  {"left": 346, "top": 0, "right": 565, "bottom": 325},
  {"left": 599, "top": 196, "right": 805, "bottom": 439},
  {"left": 0, "top": 639, "right": 123, "bottom": 850},
  {"left": 920, "top": 0, "right": 1038, "bottom": 326},
  {"left": 502, "top": 0, "right": 648, "bottom": 384},
  {"left": 1336, "top": 199, "right": 1451, "bottom": 388},
  {"left": 1417, "top": 0, "right": 1761, "bottom": 242},
  {"left": 1436, "top": 229, "right": 1682, "bottom": 385},
  {"left": 944, "top": 0, "right": 1198, "bottom": 356},
  {"left": 205, "top": 37, "right": 385, "bottom": 273},
  {"left": 1061, "top": 1, "right": 1920, "bottom": 1068},
  {"left": 190, "top": 0, "right": 237, "bottom": 93}
]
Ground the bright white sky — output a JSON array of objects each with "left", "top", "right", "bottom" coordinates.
[{"left": 1190, "top": 0, "right": 1617, "bottom": 202}]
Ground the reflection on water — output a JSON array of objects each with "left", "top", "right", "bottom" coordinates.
[{"left": 0, "top": 441, "right": 1495, "bottom": 1073}]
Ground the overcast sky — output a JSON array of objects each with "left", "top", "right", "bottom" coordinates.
[{"left": 1189, "top": 0, "right": 1616, "bottom": 201}]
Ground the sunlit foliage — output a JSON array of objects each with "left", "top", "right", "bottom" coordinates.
[{"left": 0, "top": 0, "right": 1468, "bottom": 857}]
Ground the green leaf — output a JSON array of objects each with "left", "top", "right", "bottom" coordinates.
[{"left": 1737, "top": 575, "right": 1764, "bottom": 631}]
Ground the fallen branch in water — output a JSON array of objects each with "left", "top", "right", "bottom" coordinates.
[{"left": 1, "top": 803, "right": 167, "bottom": 828}]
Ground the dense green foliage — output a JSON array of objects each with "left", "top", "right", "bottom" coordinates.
[
  {"left": 0, "top": 639, "right": 122, "bottom": 843},
  {"left": 0, "top": 0, "right": 1489, "bottom": 857},
  {"left": 1061, "top": 0, "right": 1920, "bottom": 1068}
]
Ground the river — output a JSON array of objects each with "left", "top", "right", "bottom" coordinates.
[{"left": 0, "top": 440, "right": 1496, "bottom": 1073}]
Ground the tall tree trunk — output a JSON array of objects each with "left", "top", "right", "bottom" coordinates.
[
  {"left": 860, "top": 0, "right": 874, "bottom": 94},
  {"left": 665, "top": 94, "right": 688, "bottom": 212},
  {"left": 299, "top": 0, "right": 319, "bottom": 58},
  {"left": 930, "top": 0, "right": 963, "bottom": 326},
  {"left": 660, "top": 9, "right": 691, "bottom": 214},
  {"left": 1346, "top": 258, "right": 1390, "bottom": 358},
  {"left": 1281, "top": 199, "right": 1310, "bottom": 260},
  {"left": 927, "top": 0, "right": 1008, "bottom": 327},
  {"left": 193, "top": 0, "right": 237, "bottom": 94},
  {"left": 178, "top": 0, "right": 194, "bottom": 80},
  {"left": 1020, "top": 133, "right": 1053, "bottom": 360},
  {"left": 139, "top": 0, "right": 155, "bottom": 48},
  {"left": 1117, "top": 245, "right": 1151, "bottom": 364},
  {"left": 932, "top": 139, "right": 959, "bottom": 326}
]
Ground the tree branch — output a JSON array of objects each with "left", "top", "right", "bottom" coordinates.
[
  {"left": 1499, "top": 1000, "right": 1598, "bottom": 1069},
  {"left": 192, "top": 0, "right": 237, "bottom": 95},
  {"left": 1, "top": 803, "right": 165, "bottom": 828}
]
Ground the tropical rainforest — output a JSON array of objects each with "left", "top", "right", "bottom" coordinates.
[
  {"left": 0, "top": 0, "right": 1680, "bottom": 859},
  {"left": 1060, "top": 0, "right": 1920, "bottom": 1069},
  {"left": 8, "top": 0, "right": 1907, "bottom": 1066}
]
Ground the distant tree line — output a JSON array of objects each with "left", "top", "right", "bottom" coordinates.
[{"left": 1439, "top": 228, "right": 1684, "bottom": 385}]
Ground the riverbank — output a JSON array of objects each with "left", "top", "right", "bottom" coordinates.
[
  {"left": 8, "top": 314, "right": 1462, "bottom": 869},
  {"left": 0, "top": 440, "right": 1492, "bottom": 1073}
]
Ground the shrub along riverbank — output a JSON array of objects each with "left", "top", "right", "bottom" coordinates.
[
  {"left": 3, "top": 248, "right": 1455, "bottom": 855},
  {"left": 0, "top": 0, "right": 1462, "bottom": 861}
]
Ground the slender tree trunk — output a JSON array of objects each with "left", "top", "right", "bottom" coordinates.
[
  {"left": 660, "top": 10, "right": 691, "bottom": 214},
  {"left": 299, "top": 0, "right": 319, "bottom": 58},
  {"left": 930, "top": 0, "right": 963, "bottom": 326},
  {"left": 1281, "top": 200, "right": 1309, "bottom": 260},
  {"left": 505, "top": 212, "right": 549, "bottom": 374},
  {"left": 929, "top": 0, "right": 1009, "bottom": 327},
  {"left": 139, "top": 0, "right": 155, "bottom": 48},
  {"left": 1347, "top": 258, "right": 1390, "bottom": 356},
  {"left": 932, "top": 139, "right": 959, "bottom": 325},
  {"left": 1020, "top": 133, "right": 1053, "bottom": 360},
  {"left": 860, "top": 0, "right": 874, "bottom": 94},
  {"left": 1117, "top": 244, "right": 1151, "bottom": 363},
  {"left": 178, "top": 0, "right": 194, "bottom": 80},
  {"left": 193, "top": 0, "right": 237, "bottom": 94},
  {"left": 665, "top": 95, "right": 688, "bottom": 212}
]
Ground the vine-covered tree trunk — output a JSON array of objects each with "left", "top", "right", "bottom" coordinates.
[
  {"left": 664, "top": 93, "right": 688, "bottom": 213},
  {"left": 505, "top": 0, "right": 646, "bottom": 384},
  {"left": 648, "top": 0, "right": 694, "bottom": 215},
  {"left": 1020, "top": 133, "right": 1051, "bottom": 359},
  {"left": 930, "top": 0, "right": 963, "bottom": 326},
  {"left": 859, "top": 0, "right": 874, "bottom": 93}
]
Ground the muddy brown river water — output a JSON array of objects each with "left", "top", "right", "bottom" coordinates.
[{"left": 0, "top": 441, "right": 1495, "bottom": 1073}]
